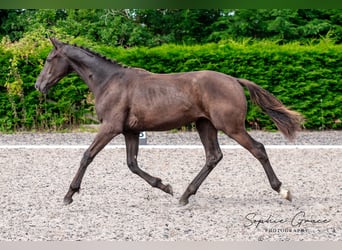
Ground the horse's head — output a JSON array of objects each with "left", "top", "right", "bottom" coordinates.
[{"left": 35, "top": 38, "right": 73, "bottom": 94}]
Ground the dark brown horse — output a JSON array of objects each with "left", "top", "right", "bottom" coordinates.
[{"left": 35, "top": 38, "right": 302, "bottom": 206}]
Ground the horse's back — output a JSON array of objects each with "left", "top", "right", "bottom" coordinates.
[{"left": 123, "top": 69, "right": 247, "bottom": 132}]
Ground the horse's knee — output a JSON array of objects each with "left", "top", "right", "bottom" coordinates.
[
  {"left": 216, "top": 151, "right": 223, "bottom": 163},
  {"left": 207, "top": 151, "right": 223, "bottom": 168}
]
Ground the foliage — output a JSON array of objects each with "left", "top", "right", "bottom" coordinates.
[
  {"left": 1, "top": 9, "right": 342, "bottom": 47},
  {"left": 0, "top": 31, "right": 94, "bottom": 132},
  {"left": 0, "top": 34, "right": 341, "bottom": 132},
  {"left": 208, "top": 9, "right": 342, "bottom": 44}
]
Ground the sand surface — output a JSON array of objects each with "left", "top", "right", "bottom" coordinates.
[{"left": 0, "top": 131, "right": 341, "bottom": 241}]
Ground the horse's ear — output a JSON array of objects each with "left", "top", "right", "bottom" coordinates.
[{"left": 50, "top": 37, "right": 62, "bottom": 49}]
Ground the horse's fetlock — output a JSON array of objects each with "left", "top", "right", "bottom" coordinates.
[
  {"left": 187, "top": 184, "right": 197, "bottom": 195},
  {"left": 70, "top": 185, "right": 80, "bottom": 193},
  {"left": 272, "top": 181, "right": 282, "bottom": 192},
  {"left": 151, "top": 178, "right": 161, "bottom": 188}
]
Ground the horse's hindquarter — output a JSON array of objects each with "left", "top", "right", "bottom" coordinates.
[
  {"left": 125, "top": 70, "right": 246, "bottom": 131},
  {"left": 198, "top": 71, "right": 247, "bottom": 131}
]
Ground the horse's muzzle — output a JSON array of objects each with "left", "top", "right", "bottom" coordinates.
[{"left": 35, "top": 81, "right": 48, "bottom": 94}]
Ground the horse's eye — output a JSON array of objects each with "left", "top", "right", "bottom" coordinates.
[{"left": 46, "top": 58, "right": 52, "bottom": 62}]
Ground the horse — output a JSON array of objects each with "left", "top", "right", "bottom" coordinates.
[{"left": 35, "top": 38, "right": 303, "bottom": 206}]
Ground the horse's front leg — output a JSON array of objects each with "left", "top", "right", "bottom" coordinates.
[
  {"left": 124, "top": 132, "right": 173, "bottom": 196},
  {"left": 63, "top": 125, "right": 119, "bottom": 205}
]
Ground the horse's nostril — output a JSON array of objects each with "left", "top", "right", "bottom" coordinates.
[{"left": 35, "top": 82, "right": 43, "bottom": 92}]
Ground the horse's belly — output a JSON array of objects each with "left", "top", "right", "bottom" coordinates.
[{"left": 126, "top": 107, "right": 201, "bottom": 131}]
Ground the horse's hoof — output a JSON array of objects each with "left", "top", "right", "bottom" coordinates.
[
  {"left": 179, "top": 198, "right": 189, "bottom": 206},
  {"left": 279, "top": 188, "right": 292, "bottom": 202},
  {"left": 165, "top": 184, "right": 174, "bottom": 196},
  {"left": 63, "top": 196, "right": 73, "bottom": 205}
]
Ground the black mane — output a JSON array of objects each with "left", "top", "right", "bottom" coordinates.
[{"left": 69, "top": 42, "right": 128, "bottom": 68}]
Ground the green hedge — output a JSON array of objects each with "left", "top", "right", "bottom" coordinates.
[{"left": 0, "top": 37, "right": 341, "bottom": 132}]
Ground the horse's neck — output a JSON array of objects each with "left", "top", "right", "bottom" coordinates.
[{"left": 65, "top": 47, "right": 117, "bottom": 97}]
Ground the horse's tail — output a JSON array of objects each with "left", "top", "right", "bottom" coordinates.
[{"left": 237, "top": 78, "right": 303, "bottom": 141}]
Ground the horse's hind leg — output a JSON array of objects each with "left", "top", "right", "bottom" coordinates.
[
  {"left": 179, "top": 119, "right": 223, "bottom": 205},
  {"left": 227, "top": 129, "right": 292, "bottom": 201},
  {"left": 124, "top": 132, "right": 173, "bottom": 196}
]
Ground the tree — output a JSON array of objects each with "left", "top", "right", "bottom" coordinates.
[
  {"left": 134, "top": 9, "right": 221, "bottom": 45},
  {"left": 207, "top": 9, "right": 342, "bottom": 43},
  {"left": 0, "top": 9, "right": 28, "bottom": 41},
  {"left": 1, "top": 9, "right": 341, "bottom": 46}
]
